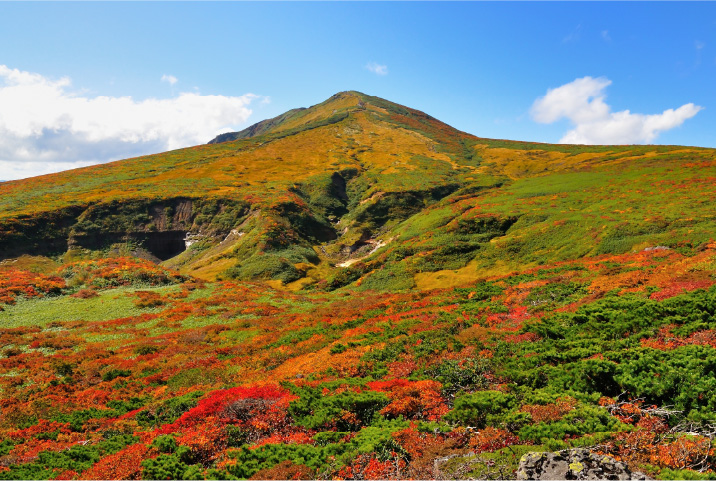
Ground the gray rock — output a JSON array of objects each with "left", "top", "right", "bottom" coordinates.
[
  {"left": 642, "top": 246, "right": 670, "bottom": 252},
  {"left": 516, "top": 449, "right": 651, "bottom": 480}
]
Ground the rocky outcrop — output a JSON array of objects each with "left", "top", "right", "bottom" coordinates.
[
  {"left": 0, "top": 197, "right": 251, "bottom": 263},
  {"left": 516, "top": 449, "right": 651, "bottom": 480}
]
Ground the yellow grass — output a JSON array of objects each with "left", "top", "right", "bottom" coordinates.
[{"left": 414, "top": 259, "right": 534, "bottom": 290}]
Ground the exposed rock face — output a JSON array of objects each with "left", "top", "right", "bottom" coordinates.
[{"left": 516, "top": 449, "right": 651, "bottom": 480}]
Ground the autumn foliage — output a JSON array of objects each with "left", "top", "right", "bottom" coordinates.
[
  {"left": 0, "top": 269, "right": 64, "bottom": 306},
  {"left": 0, "top": 92, "right": 715, "bottom": 479},
  {"left": 0, "top": 245, "right": 713, "bottom": 479}
]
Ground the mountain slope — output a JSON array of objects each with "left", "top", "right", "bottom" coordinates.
[
  {"left": 208, "top": 107, "right": 308, "bottom": 144},
  {"left": 0, "top": 91, "right": 714, "bottom": 291}
]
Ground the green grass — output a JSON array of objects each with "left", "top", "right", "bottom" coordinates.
[
  {"left": 82, "top": 332, "right": 134, "bottom": 344},
  {"left": 0, "top": 286, "right": 174, "bottom": 328},
  {"left": 219, "top": 328, "right": 261, "bottom": 346}
]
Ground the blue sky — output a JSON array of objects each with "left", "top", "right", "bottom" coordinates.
[{"left": 0, "top": 2, "right": 714, "bottom": 180}]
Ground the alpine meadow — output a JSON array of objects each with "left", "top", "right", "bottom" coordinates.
[{"left": 1, "top": 90, "right": 715, "bottom": 480}]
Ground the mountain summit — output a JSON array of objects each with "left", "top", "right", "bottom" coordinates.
[{"left": 208, "top": 91, "right": 453, "bottom": 144}]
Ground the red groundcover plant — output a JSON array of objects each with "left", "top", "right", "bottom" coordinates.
[{"left": 156, "top": 385, "right": 296, "bottom": 435}]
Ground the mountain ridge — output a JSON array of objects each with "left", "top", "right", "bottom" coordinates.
[{"left": 208, "top": 107, "right": 308, "bottom": 144}]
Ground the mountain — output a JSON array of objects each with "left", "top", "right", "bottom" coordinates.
[
  {"left": 1, "top": 90, "right": 713, "bottom": 290},
  {"left": 1, "top": 92, "right": 715, "bottom": 480}
]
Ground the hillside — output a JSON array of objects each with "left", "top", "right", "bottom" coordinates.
[
  {"left": 2, "top": 91, "right": 714, "bottom": 290},
  {"left": 0, "top": 92, "right": 715, "bottom": 480}
]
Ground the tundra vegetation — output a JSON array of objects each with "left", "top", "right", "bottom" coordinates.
[{"left": 0, "top": 92, "right": 715, "bottom": 479}]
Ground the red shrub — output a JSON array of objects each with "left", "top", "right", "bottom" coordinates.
[{"left": 80, "top": 443, "right": 151, "bottom": 480}]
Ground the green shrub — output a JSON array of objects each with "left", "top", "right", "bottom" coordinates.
[
  {"left": 0, "top": 435, "right": 135, "bottom": 480},
  {"left": 659, "top": 468, "right": 716, "bottom": 480},
  {"left": 51, "top": 408, "right": 113, "bottom": 432},
  {"left": 136, "top": 391, "right": 204, "bottom": 428},
  {"left": 444, "top": 390, "right": 516, "bottom": 428},
  {"left": 102, "top": 368, "right": 131, "bottom": 382},
  {"left": 426, "top": 357, "right": 491, "bottom": 401},
  {"left": 0, "top": 440, "right": 16, "bottom": 456},
  {"left": 141, "top": 446, "right": 194, "bottom": 480},
  {"left": 525, "top": 282, "right": 588, "bottom": 310},
  {"left": 289, "top": 386, "right": 389, "bottom": 430},
  {"left": 457, "top": 281, "right": 504, "bottom": 301},
  {"left": 518, "top": 404, "right": 624, "bottom": 443},
  {"left": 152, "top": 435, "right": 178, "bottom": 454}
]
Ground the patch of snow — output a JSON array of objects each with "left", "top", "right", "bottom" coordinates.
[
  {"left": 338, "top": 238, "right": 390, "bottom": 268},
  {"left": 223, "top": 229, "right": 245, "bottom": 243},
  {"left": 184, "top": 233, "right": 204, "bottom": 249}
]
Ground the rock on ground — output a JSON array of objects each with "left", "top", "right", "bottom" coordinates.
[{"left": 516, "top": 449, "right": 651, "bottom": 480}]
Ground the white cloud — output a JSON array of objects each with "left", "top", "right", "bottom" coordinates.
[
  {"left": 530, "top": 76, "right": 702, "bottom": 144},
  {"left": 161, "top": 74, "right": 178, "bottom": 86},
  {"left": 366, "top": 62, "right": 388, "bottom": 76},
  {"left": 0, "top": 160, "right": 97, "bottom": 182},
  {"left": 601, "top": 30, "right": 611, "bottom": 42},
  {"left": 0, "top": 65, "right": 257, "bottom": 180}
]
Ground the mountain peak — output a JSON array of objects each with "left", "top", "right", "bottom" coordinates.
[
  {"left": 208, "top": 91, "right": 367, "bottom": 144},
  {"left": 208, "top": 91, "right": 434, "bottom": 144}
]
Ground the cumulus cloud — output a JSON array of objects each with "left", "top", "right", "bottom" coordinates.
[
  {"left": 161, "top": 74, "right": 178, "bottom": 86},
  {"left": 530, "top": 76, "right": 702, "bottom": 144},
  {"left": 0, "top": 65, "right": 258, "bottom": 180},
  {"left": 366, "top": 62, "right": 388, "bottom": 76},
  {"left": 0, "top": 159, "right": 99, "bottom": 182}
]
